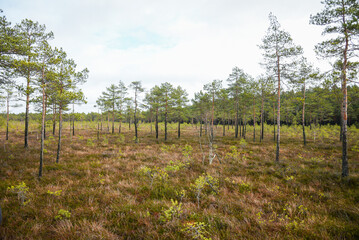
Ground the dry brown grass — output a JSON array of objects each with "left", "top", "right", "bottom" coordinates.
[{"left": 0, "top": 122, "right": 358, "bottom": 239}]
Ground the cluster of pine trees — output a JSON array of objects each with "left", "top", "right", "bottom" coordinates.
[
  {"left": 0, "top": 9, "right": 89, "bottom": 176},
  {"left": 94, "top": 0, "right": 359, "bottom": 178}
]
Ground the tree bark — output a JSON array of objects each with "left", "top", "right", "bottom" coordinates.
[
  {"left": 155, "top": 107, "right": 159, "bottom": 139},
  {"left": 52, "top": 104, "right": 56, "bottom": 135},
  {"left": 39, "top": 66, "right": 46, "bottom": 177},
  {"left": 253, "top": 96, "right": 256, "bottom": 142},
  {"left": 341, "top": 8, "right": 349, "bottom": 177},
  {"left": 56, "top": 104, "right": 62, "bottom": 163},
  {"left": 112, "top": 105, "right": 115, "bottom": 134},
  {"left": 165, "top": 94, "right": 168, "bottom": 141},
  {"left": 260, "top": 88, "right": 264, "bottom": 142},
  {"left": 6, "top": 93, "right": 9, "bottom": 141},
  {"left": 273, "top": 101, "right": 276, "bottom": 142},
  {"left": 72, "top": 103, "right": 75, "bottom": 136},
  {"left": 302, "top": 81, "right": 306, "bottom": 146},
  {"left": 235, "top": 91, "right": 239, "bottom": 138},
  {"left": 275, "top": 53, "right": 281, "bottom": 162},
  {"left": 24, "top": 69, "right": 30, "bottom": 148}
]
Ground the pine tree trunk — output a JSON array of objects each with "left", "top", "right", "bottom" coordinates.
[
  {"left": 155, "top": 108, "right": 159, "bottom": 139},
  {"left": 341, "top": 18, "right": 349, "bottom": 177},
  {"left": 260, "top": 89, "right": 264, "bottom": 142},
  {"left": 112, "top": 106, "right": 115, "bottom": 134},
  {"left": 223, "top": 114, "right": 225, "bottom": 137},
  {"left": 24, "top": 70, "right": 30, "bottom": 148},
  {"left": 56, "top": 104, "right": 62, "bottom": 163},
  {"left": 97, "top": 111, "right": 100, "bottom": 140},
  {"left": 165, "top": 96, "right": 168, "bottom": 141},
  {"left": 253, "top": 96, "right": 256, "bottom": 142},
  {"left": 275, "top": 54, "right": 281, "bottom": 162},
  {"left": 107, "top": 112, "right": 110, "bottom": 133},
  {"left": 39, "top": 67, "right": 46, "bottom": 177},
  {"left": 6, "top": 94, "right": 9, "bottom": 141},
  {"left": 273, "top": 101, "right": 276, "bottom": 142},
  {"left": 235, "top": 92, "right": 239, "bottom": 138},
  {"left": 72, "top": 103, "right": 75, "bottom": 136},
  {"left": 178, "top": 118, "right": 181, "bottom": 138},
  {"left": 302, "top": 81, "right": 306, "bottom": 146},
  {"left": 52, "top": 104, "right": 56, "bottom": 135}
]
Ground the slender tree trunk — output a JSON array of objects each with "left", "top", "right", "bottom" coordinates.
[
  {"left": 253, "top": 96, "right": 256, "bottom": 142},
  {"left": 239, "top": 117, "right": 242, "bottom": 137},
  {"left": 227, "top": 113, "right": 230, "bottom": 130},
  {"left": 222, "top": 114, "right": 225, "bottom": 136},
  {"left": 134, "top": 92, "right": 138, "bottom": 143},
  {"left": 107, "top": 112, "right": 110, "bottom": 133},
  {"left": 112, "top": 106, "right": 115, "bottom": 134},
  {"left": 97, "top": 110, "right": 100, "bottom": 140},
  {"left": 204, "top": 116, "right": 208, "bottom": 136},
  {"left": 235, "top": 92, "right": 239, "bottom": 138},
  {"left": 341, "top": 14, "right": 349, "bottom": 177},
  {"left": 211, "top": 93, "right": 214, "bottom": 142},
  {"left": 244, "top": 115, "right": 247, "bottom": 139},
  {"left": 150, "top": 109, "right": 152, "bottom": 134},
  {"left": 24, "top": 69, "right": 30, "bottom": 148},
  {"left": 52, "top": 104, "right": 56, "bottom": 135},
  {"left": 242, "top": 114, "right": 245, "bottom": 138},
  {"left": 178, "top": 117, "right": 181, "bottom": 139},
  {"left": 165, "top": 95, "right": 168, "bottom": 141},
  {"left": 155, "top": 108, "right": 159, "bottom": 139},
  {"left": 39, "top": 66, "right": 46, "bottom": 177},
  {"left": 200, "top": 117, "right": 203, "bottom": 137},
  {"left": 302, "top": 81, "right": 306, "bottom": 146},
  {"left": 273, "top": 100, "right": 276, "bottom": 142},
  {"left": 6, "top": 93, "right": 9, "bottom": 141},
  {"left": 275, "top": 53, "right": 281, "bottom": 162},
  {"left": 72, "top": 103, "right": 75, "bottom": 136},
  {"left": 101, "top": 113, "right": 103, "bottom": 131},
  {"left": 56, "top": 104, "right": 63, "bottom": 163},
  {"left": 260, "top": 88, "right": 264, "bottom": 142}
]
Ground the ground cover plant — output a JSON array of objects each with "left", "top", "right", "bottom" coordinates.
[{"left": 0, "top": 121, "right": 358, "bottom": 239}]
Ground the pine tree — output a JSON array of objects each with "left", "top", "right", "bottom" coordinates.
[
  {"left": 259, "top": 13, "right": 303, "bottom": 162},
  {"left": 310, "top": 0, "right": 359, "bottom": 177}
]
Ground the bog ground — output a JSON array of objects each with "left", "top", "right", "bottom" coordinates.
[{"left": 0, "top": 122, "right": 359, "bottom": 239}]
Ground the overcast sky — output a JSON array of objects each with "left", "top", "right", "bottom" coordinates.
[{"left": 2, "top": 0, "right": 329, "bottom": 113}]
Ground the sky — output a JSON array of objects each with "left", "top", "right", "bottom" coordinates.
[{"left": 1, "top": 0, "right": 330, "bottom": 113}]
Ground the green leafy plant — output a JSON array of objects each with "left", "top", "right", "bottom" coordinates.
[
  {"left": 55, "top": 209, "right": 71, "bottom": 220},
  {"left": 238, "top": 180, "right": 251, "bottom": 193},
  {"left": 182, "top": 144, "right": 193, "bottom": 160},
  {"left": 225, "top": 146, "right": 241, "bottom": 161},
  {"left": 140, "top": 166, "right": 169, "bottom": 188},
  {"left": 99, "top": 174, "right": 105, "bottom": 184},
  {"left": 191, "top": 173, "right": 219, "bottom": 208},
  {"left": 160, "top": 199, "right": 183, "bottom": 222},
  {"left": 239, "top": 138, "right": 247, "bottom": 149},
  {"left": 165, "top": 160, "right": 189, "bottom": 172},
  {"left": 182, "top": 221, "right": 211, "bottom": 240},
  {"left": 47, "top": 190, "right": 62, "bottom": 197},
  {"left": 176, "top": 189, "right": 187, "bottom": 202},
  {"left": 7, "top": 182, "right": 30, "bottom": 205}
]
